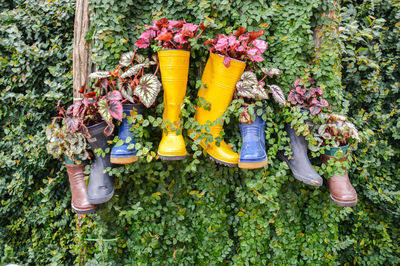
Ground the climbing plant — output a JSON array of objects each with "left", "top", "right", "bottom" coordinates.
[{"left": 0, "top": 0, "right": 399, "bottom": 265}]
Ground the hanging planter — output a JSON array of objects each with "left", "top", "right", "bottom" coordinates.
[
  {"left": 110, "top": 103, "right": 144, "bottom": 164},
  {"left": 235, "top": 69, "right": 286, "bottom": 169},
  {"left": 45, "top": 120, "right": 96, "bottom": 214},
  {"left": 313, "top": 113, "right": 361, "bottom": 207}
]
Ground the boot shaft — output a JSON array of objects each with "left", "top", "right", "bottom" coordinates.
[
  {"left": 195, "top": 53, "right": 245, "bottom": 124},
  {"left": 118, "top": 103, "right": 143, "bottom": 141},
  {"left": 239, "top": 114, "right": 265, "bottom": 146},
  {"left": 86, "top": 121, "right": 112, "bottom": 151},
  {"left": 158, "top": 49, "right": 190, "bottom": 123}
]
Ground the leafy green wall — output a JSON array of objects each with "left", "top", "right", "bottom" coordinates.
[{"left": 0, "top": 0, "right": 399, "bottom": 265}]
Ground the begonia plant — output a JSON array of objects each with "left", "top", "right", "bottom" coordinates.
[
  {"left": 288, "top": 77, "right": 329, "bottom": 115},
  {"left": 135, "top": 18, "right": 207, "bottom": 50},
  {"left": 204, "top": 27, "right": 268, "bottom": 67}
]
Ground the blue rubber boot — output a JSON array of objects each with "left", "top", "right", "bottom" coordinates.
[
  {"left": 238, "top": 114, "right": 268, "bottom": 169},
  {"left": 110, "top": 103, "right": 143, "bottom": 164}
]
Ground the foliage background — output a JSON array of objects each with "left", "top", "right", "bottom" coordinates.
[{"left": 0, "top": 0, "right": 399, "bottom": 264}]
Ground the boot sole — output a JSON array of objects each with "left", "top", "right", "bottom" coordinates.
[
  {"left": 330, "top": 195, "right": 357, "bottom": 207},
  {"left": 207, "top": 154, "right": 237, "bottom": 167},
  {"left": 110, "top": 156, "right": 138, "bottom": 164},
  {"left": 71, "top": 204, "right": 98, "bottom": 214},
  {"left": 158, "top": 154, "right": 187, "bottom": 161},
  {"left": 87, "top": 190, "right": 114, "bottom": 205},
  {"left": 238, "top": 159, "right": 268, "bottom": 169}
]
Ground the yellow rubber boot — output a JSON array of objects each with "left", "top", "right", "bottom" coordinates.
[
  {"left": 157, "top": 50, "right": 190, "bottom": 160},
  {"left": 193, "top": 53, "right": 246, "bottom": 167}
]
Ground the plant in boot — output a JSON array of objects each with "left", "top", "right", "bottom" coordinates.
[
  {"left": 287, "top": 77, "right": 329, "bottom": 115},
  {"left": 312, "top": 113, "right": 360, "bottom": 207},
  {"left": 135, "top": 18, "right": 209, "bottom": 160},
  {"left": 46, "top": 104, "right": 96, "bottom": 214},
  {"left": 234, "top": 69, "right": 285, "bottom": 169},
  {"left": 191, "top": 27, "right": 267, "bottom": 167},
  {"left": 277, "top": 77, "right": 329, "bottom": 186},
  {"left": 109, "top": 50, "right": 160, "bottom": 164},
  {"left": 134, "top": 18, "right": 208, "bottom": 50},
  {"left": 65, "top": 72, "right": 127, "bottom": 204},
  {"left": 204, "top": 26, "right": 268, "bottom": 67}
]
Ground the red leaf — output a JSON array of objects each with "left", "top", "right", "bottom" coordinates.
[
  {"left": 204, "top": 40, "right": 215, "bottom": 46},
  {"left": 155, "top": 18, "right": 169, "bottom": 28},
  {"left": 310, "top": 106, "right": 321, "bottom": 115},
  {"left": 108, "top": 100, "right": 123, "bottom": 121},
  {"left": 294, "top": 78, "right": 302, "bottom": 87},
  {"left": 199, "top": 22, "right": 206, "bottom": 31},
  {"left": 155, "top": 32, "right": 173, "bottom": 41},
  {"left": 294, "top": 94, "right": 304, "bottom": 104},
  {"left": 319, "top": 98, "right": 329, "bottom": 107},
  {"left": 79, "top": 85, "right": 85, "bottom": 94},
  {"left": 234, "top": 26, "right": 247, "bottom": 37},
  {"left": 65, "top": 117, "right": 80, "bottom": 133},
  {"left": 223, "top": 56, "right": 231, "bottom": 68},
  {"left": 107, "top": 90, "right": 122, "bottom": 101},
  {"left": 248, "top": 30, "right": 264, "bottom": 42},
  {"left": 295, "top": 86, "right": 305, "bottom": 95},
  {"left": 73, "top": 100, "right": 83, "bottom": 116},
  {"left": 85, "top": 91, "right": 97, "bottom": 98}
]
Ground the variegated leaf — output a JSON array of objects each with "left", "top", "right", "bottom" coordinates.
[
  {"left": 134, "top": 74, "right": 161, "bottom": 108},
  {"left": 252, "top": 85, "right": 269, "bottom": 100},
  {"left": 236, "top": 81, "right": 255, "bottom": 98},
  {"left": 120, "top": 64, "right": 145, "bottom": 79},
  {"left": 261, "top": 67, "right": 281, "bottom": 77},
  {"left": 240, "top": 71, "right": 258, "bottom": 85},
  {"left": 121, "top": 85, "right": 135, "bottom": 103},
  {"left": 119, "top": 51, "right": 134, "bottom": 67},
  {"left": 268, "top": 85, "right": 286, "bottom": 105},
  {"left": 89, "top": 71, "right": 111, "bottom": 79},
  {"left": 98, "top": 99, "right": 112, "bottom": 123}
]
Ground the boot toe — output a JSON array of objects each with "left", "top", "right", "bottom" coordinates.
[
  {"left": 205, "top": 141, "right": 239, "bottom": 166},
  {"left": 158, "top": 133, "right": 187, "bottom": 157},
  {"left": 111, "top": 145, "right": 137, "bottom": 157},
  {"left": 291, "top": 168, "right": 323, "bottom": 186}
]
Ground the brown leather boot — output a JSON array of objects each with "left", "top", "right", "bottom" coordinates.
[
  {"left": 65, "top": 163, "right": 97, "bottom": 214},
  {"left": 322, "top": 154, "right": 357, "bottom": 207}
]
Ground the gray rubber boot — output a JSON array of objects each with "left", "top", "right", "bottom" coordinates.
[
  {"left": 278, "top": 124, "right": 323, "bottom": 186},
  {"left": 86, "top": 121, "right": 114, "bottom": 204}
]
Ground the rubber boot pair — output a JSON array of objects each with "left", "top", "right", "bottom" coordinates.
[
  {"left": 157, "top": 51, "right": 246, "bottom": 166},
  {"left": 110, "top": 103, "right": 143, "bottom": 164},
  {"left": 322, "top": 148, "right": 357, "bottom": 207},
  {"left": 65, "top": 160, "right": 97, "bottom": 214}
]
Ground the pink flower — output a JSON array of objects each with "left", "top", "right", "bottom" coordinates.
[{"left": 252, "top": 40, "right": 268, "bottom": 54}]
